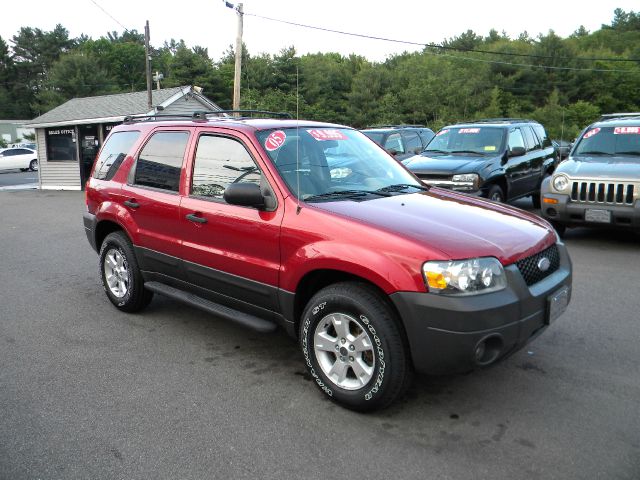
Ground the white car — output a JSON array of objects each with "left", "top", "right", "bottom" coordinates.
[{"left": 0, "top": 147, "right": 38, "bottom": 172}]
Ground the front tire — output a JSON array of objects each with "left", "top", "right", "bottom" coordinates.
[
  {"left": 299, "top": 282, "right": 412, "bottom": 411},
  {"left": 29, "top": 159, "right": 38, "bottom": 171},
  {"left": 487, "top": 184, "right": 505, "bottom": 203},
  {"left": 99, "top": 231, "right": 153, "bottom": 312}
]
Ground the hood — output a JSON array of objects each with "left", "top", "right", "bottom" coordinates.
[
  {"left": 403, "top": 153, "right": 494, "bottom": 174},
  {"left": 312, "top": 190, "right": 555, "bottom": 265},
  {"left": 558, "top": 156, "right": 640, "bottom": 179}
]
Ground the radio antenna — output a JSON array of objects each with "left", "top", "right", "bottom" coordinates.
[{"left": 296, "top": 64, "right": 301, "bottom": 214}]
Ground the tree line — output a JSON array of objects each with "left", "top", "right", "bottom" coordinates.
[{"left": 0, "top": 8, "right": 639, "bottom": 140}]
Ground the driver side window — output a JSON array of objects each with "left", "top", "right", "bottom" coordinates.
[
  {"left": 384, "top": 133, "right": 405, "bottom": 154},
  {"left": 508, "top": 128, "right": 525, "bottom": 150},
  {"left": 191, "top": 135, "right": 261, "bottom": 199}
]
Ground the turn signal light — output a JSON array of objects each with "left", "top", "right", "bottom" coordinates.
[
  {"left": 426, "top": 272, "right": 448, "bottom": 289},
  {"left": 543, "top": 197, "right": 559, "bottom": 204}
]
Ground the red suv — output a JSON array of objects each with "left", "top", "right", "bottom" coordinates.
[{"left": 84, "top": 112, "right": 572, "bottom": 411}]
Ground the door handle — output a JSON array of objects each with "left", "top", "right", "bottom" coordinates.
[
  {"left": 123, "top": 199, "right": 140, "bottom": 209},
  {"left": 186, "top": 213, "right": 207, "bottom": 224}
]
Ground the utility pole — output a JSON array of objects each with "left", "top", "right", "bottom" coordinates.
[
  {"left": 144, "top": 20, "right": 152, "bottom": 110},
  {"left": 233, "top": 3, "right": 243, "bottom": 113}
]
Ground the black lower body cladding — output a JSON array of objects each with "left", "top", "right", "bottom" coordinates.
[
  {"left": 542, "top": 193, "right": 640, "bottom": 231},
  {"left": 390, "top": 243, "right": 572, "bottom": 375}
]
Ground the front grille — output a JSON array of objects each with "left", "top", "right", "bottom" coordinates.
[
  {"left": 515, "top": 244, "right": 560, "bottom": 286},
  {"left": 570, "top": 181, "right": 635, "bottom": 205},
  {"left": 416, "top": 174, "right": 451, "bottom": 182}
]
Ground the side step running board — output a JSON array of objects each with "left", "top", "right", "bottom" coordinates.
[{"left": 144, "top": 281, "right": 278, "bottom": 333}]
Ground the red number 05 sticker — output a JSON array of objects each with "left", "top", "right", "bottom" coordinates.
[{"left": 265, "top": 130, "right": 287, "bottom": 151}]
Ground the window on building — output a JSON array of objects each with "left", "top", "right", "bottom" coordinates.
[
  {"left": 133, "top": 131, "right": 189, "bottom": 192},
  {"left": 191, "top": 135, "right": 261, "bottom": 200},
  {"left": 93, "top": 131, "right": 140, "bottom": 181},
  {"left": 46, "top": 128, "right": 77, "bottom": 161}
]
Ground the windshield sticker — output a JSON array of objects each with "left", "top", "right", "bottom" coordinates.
[
  {"left": 614, "top": 126, "right": 640, "bottom": 135},
  {"left": 436, "top": 129, "right": 449, "bottom": 137},
  {"left": 484, "top": 145, "right": 496, "bottom": 151},
  {"left": 458, "top": 128, "right": 480, "bottom": 134},
  {"left": 307, "top": 129, "right": 347, "bottom": 141},
  {"left": 265, "top": 130, "right": 287, "bottom": 151},
  {"left": 583, "top": 128, "right": 600, "bottom": 139}
]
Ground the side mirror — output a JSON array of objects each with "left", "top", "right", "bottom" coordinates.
[
  {"left": 509, "top": 146, "right": 526, "bottom": 157},
  {"left": 413, "top": 147, "right": 423, "bottom": 155},
  {"left": 224, "top": 182, "right": 265, "bottom": 209}
]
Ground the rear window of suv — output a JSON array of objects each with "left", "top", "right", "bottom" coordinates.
[{"left": 93, "top": 131, "right": 140, "bottom": 181}]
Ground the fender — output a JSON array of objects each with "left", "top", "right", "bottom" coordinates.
[
  {"left": 280, "top": 240, "right": 427, "bottom": 295},
  {"left": 94, "top": 199, "right": 141, "bottom": 246}
]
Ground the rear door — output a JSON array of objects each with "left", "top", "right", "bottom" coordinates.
[
  {"left": 120, "top": 129, "right": 191, "bottom": 279},
  {"left": 179, "top": 129, "right": 283, "bottom": 312},
  {"left": 504, "top": 127, "right": 531, "bottom": 198},
  {"left": 521, "top": 125, "right": 544, "bottom": 194}
]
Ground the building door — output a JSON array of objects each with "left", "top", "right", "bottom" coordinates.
[{"left": 79, "top": 125, "right": 99, "bottom": 188}]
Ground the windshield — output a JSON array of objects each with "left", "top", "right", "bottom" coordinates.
[
  {"left": 573, "top": 126, "right": 640, "bottom": 159},
  {"left": 424, "top": 127, "right": 506, "bottom": 155},
  {"left": 256, "top": 127, "right": 421, "bottom": 201}
]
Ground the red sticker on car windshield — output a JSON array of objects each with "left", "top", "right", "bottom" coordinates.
[
  {"left": 458, "top": 128, "right": 480, "bottom": 134},
  {"left": 614, "top": 126, "right": 640, "bottom": 135},
  {"left": 265, "top": 130, "right": 286, "bottom": 151},
  {"left": 437, "top": 129, "right": 449, "bottom": 136},
  {"left": 307, "top": 129, "right": 347, "bottom": 141},
  {"left": 583, "top": 128, "right": 600, "bottom": 139}
]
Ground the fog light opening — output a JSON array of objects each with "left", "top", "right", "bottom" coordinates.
[
  {"left": 546, "top": 208, "right": 557, "bottom": 217},
  {"left": 474, "top": 335, "right": 503, "bottom": 366}
]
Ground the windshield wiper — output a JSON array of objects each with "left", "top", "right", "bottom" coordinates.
[
  {"left": 422, "top": 149, "right": 449, "bottom": 155},
  {"left": 304, "top": 189, "right": 392, "bottom": 202},
  {"left": 578, "top": 151, "right": 615, "bottom": 156},
  {"left": 376, "top": 183, "right": 430, "bottom": 193},
  {"left": 450, "top": 150, "right": 485, "bottom": 155},
  {"left": 617, "top": 151, "right": 640, "bottom": 156}
]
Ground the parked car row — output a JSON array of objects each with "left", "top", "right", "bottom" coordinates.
[{"left": 0, "top": 146, "right": 38, "bottom": 172}]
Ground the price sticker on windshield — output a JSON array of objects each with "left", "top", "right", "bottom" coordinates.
[
  {"left": 583, "top": 128, "right": 600, "bottom": 139},
  {"left": 458, "top": 128, "right": 480, "bottom": 134},
  {"left": 614, "top": 127, "right": 640, "bottom": 135},
  {"left": 436, "top": 129, "right": 450, "bottom": 136},
  {"left": 265, "top": 130, "right": 287, "bottom": 151},
  {"left": 307, "top": 129, "right": 347, "bottom": 141}
]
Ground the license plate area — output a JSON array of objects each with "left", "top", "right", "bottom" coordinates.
[
  {"left": 585, "top": 209, "right": 611, "bottom": 223},
  {"left": 546, "top": 286, "right": 570, "bottom": 325}
]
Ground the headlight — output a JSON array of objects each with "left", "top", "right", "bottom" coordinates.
[
  {"left": 552, "top": 174, "right": 570, "bottom": 192},
  {"left": 423, "top": 257, "right": 506, "bottom": 295},
  {"left": 451, "top": 173, "right": 479, "bottom": 190}
]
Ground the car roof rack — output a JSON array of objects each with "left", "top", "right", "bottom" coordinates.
[
  {"left": 123, "top": 110, "right": 292, "bottom": 124},
  {"left": 363, "top": 124, "right": 426, "bottom": 129},
  {"left": 471, "top": 118, "right": 537, "bottom": 124},
  {"left": 597, "top": 112, "right": 640, "bottom": 122}
]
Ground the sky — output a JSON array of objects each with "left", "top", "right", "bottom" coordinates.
[{"left": 1, "top": 1, "right": 637, "bottom": 62}]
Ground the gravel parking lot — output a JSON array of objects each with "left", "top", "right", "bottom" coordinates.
[{"left": 1, "top": 191, "right": 638, "bottom": 480}]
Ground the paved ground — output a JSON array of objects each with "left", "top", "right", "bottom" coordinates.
[
  {"left": 0, "top": 170, "right": 38, "bottom": 190},
  {"left": 1, "top": 191, "right": 638, "bottom": 480}
]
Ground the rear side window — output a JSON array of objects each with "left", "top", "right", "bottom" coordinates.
[
  {"left": 93, "top": 131, "right": 140, "bottom": 180},
  {"left": 191, "top": 135, "right": 261, "bottom": 200},
  {"left": 533, "top": 124, "right": 552, "bottom": 148},
  {"left": 133, "top": 131, "right": 189, "bottom": 192},
  {"left": 522, "top": 126, "right": 540, "bottom": 151}
]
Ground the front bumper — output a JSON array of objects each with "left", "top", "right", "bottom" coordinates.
[
  {"left": 390, "top": 243, "right": 572, "bottom": 375},
  {"left": 540, "top": 193, "right": 640, "bottom": 230}
]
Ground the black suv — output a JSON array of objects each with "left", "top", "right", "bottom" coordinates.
[
  {"left": 361, "top": 125, "right": 435, "bottom": 161},
  {"left": 403, "top": 119, "right": 558, "bottom": 207}
]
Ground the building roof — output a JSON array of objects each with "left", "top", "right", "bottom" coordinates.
[{"left": 27, "top": 86, "right": 221, "bottom": 128}]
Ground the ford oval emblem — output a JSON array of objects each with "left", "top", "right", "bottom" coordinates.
[{"left": 538, "top": 257, "right": 551, "bottom": 272}]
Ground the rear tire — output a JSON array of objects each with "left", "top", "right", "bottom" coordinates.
[
  {"left": 99, "top": 232, "right": 153, "bottom": 312},
  {"left": 299, "top": 282, "right": 412, "bottom": 411}
]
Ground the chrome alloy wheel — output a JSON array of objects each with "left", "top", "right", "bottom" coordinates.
[
  {"left": 313, "top": 313, "right": 375, "bottom": 390},
  {"left": 104, "top": 248, "right": 129, "bottom": 298}
]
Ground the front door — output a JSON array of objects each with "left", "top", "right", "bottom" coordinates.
[
  {"left": 79, "top": 125, "right": 99, "bottom": 188},
  {"left": 179, "top": 131, "right": 283, "bottom": 312}
]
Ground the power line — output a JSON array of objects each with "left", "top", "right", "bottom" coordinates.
[
  {"left": 243, "top": 11, "right": 640, "bottom": 68},
  {"left": 87, "top": 0, "right": 130, "bottom": 33}
]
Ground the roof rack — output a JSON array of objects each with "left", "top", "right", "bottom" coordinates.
[
  {"left": 472, "top": 118, "right": 537, "bottom": 124},
  {"left": 597, "top": 112, "right": 640, "bottom": 121},
  {"left": 122, "top": 109, "right": 292, "bottom": 124},
  {"left": 363, "top": 124, "right": 426, "bottom": 129}
]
